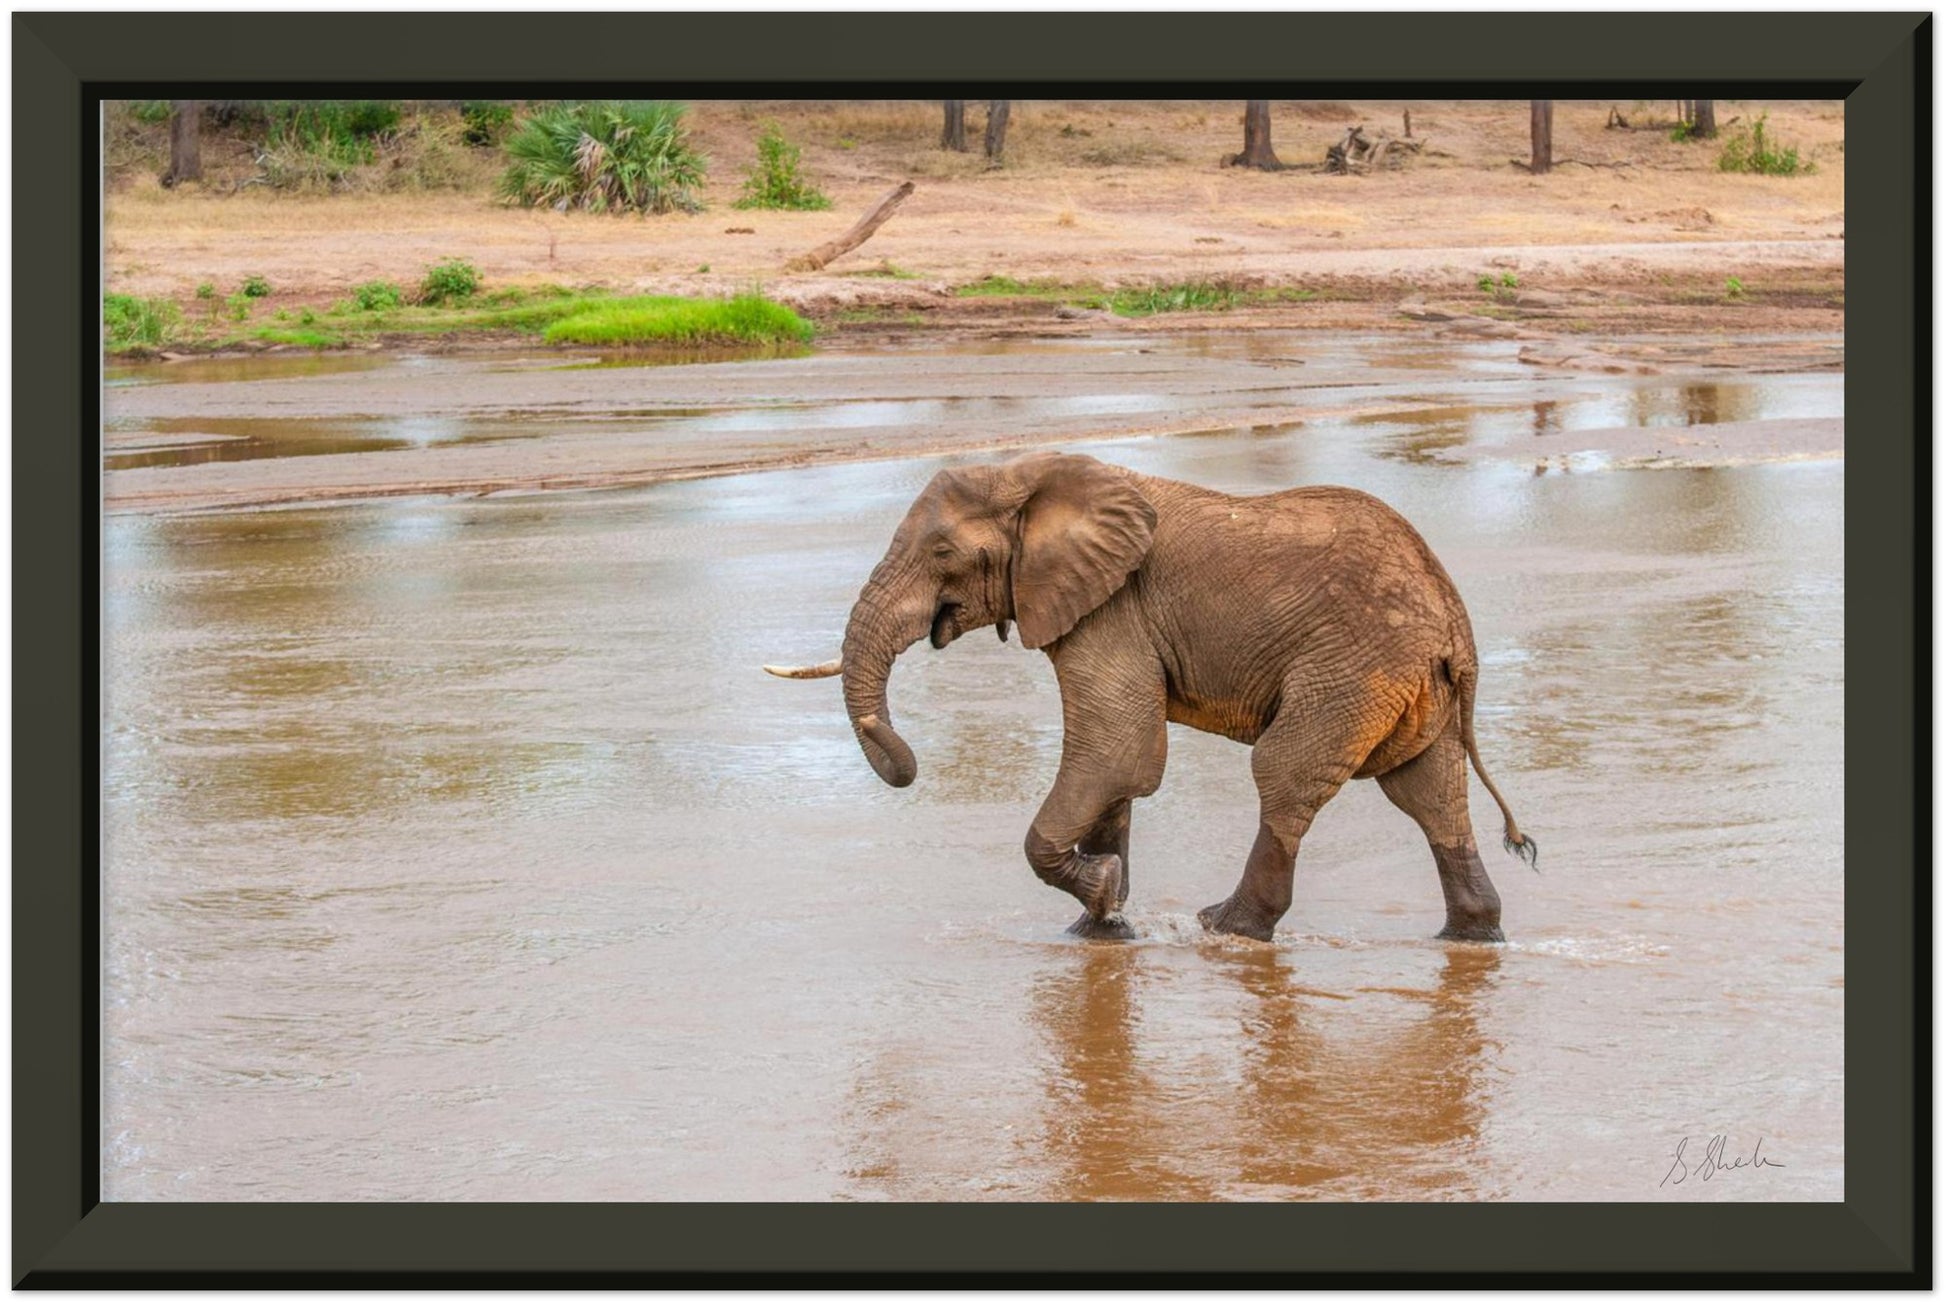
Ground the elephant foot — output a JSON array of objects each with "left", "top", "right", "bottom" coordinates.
[
  {"left": 1437, "top": 917, "right": 1507, "bottom": 944},
  {"left": 1197, "top": 895, "right": 1279, "bottom": 943},
  {"left": 1060, "top": 851, "right": 1124, "bottom": 920},
  {"left": 1066, "top": 909, "right": 1137, "bottom": 941}
]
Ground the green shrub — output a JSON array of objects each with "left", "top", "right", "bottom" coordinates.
[
  {"left": 1108, "top": 280, "right": 1242, "bottom": 316},
  {"left": 542, "top": 291, "right": 813, "bottom": 346},
  {"left": 1725, "top": 276, "right": 1746, "bottom": 300},
  {"left": 128, "top": 100, "right": 174, "bottom": 125},
  {"left": 351, "top": 280, "right": 406, "bottom": 312},
  {"left": 1718, "top": 113, "right": 1812, "bottom": 176},
  {"left": 226, "top": 292, "right": 253, "bottom": 322},
  {"left": 195, "top": 281, "right": 216, "bottom": 300},
  {"left": 419, "top": 259, "right": 481, "bottom": 306},
  {"left": 460, "top": 100, "right": 515, "bottom": 147},
  {"left": 734, "top": 122, "right": 832, "bottom": 211},
  {"left": 498, "top": 100, "right": 707, "bottom": 215},
  {"left": 240, "top": 274, "right": 272, "bottom": 298},
  {"left": 104, "top": 294, "right": 179, "bottom": 347}
]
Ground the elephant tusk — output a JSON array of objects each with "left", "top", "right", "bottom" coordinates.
[{"left": 763, "top": 658, "right": 842, "bottom": 679}]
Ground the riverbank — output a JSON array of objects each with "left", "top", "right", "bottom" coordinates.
[{"left": 105, "top": 98, "right": 1844, "bottom": 355}]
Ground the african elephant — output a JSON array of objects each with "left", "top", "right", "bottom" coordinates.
[{"left": 767, "top": 452, "right": 1536, "bottom": 942}]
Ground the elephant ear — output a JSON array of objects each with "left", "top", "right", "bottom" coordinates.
[{"left": 1010, "top": 454, "right": 1157, "bottom": 650}]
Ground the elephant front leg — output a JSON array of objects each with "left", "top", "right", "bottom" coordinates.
[
  {"left": 1066, "top": 800, "right": 1134, "bottom": 940},
  {"left": 1026, "top": 820, "right": 1129, "bottom": 939},
  {"left": 1027, "top": 650, "right": 1165, "bottom": 940}
]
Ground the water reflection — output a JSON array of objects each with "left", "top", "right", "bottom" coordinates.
[
  {"left": 1026, "top": 945, "right": 1501, "bottom": 1201},
  {"left": 840, "top": 942, "right": 1504, "bottom": 1200},
  {"left": 103, "top": 415, "right": 541, "bottom": 471}
]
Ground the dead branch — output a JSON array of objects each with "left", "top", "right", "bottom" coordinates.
[
  {"left": 1323, "top": 125, "right": 1423, "bottom": 175},
  {"left": 784, "top": 181, "right": 916, "bottom": 273}
]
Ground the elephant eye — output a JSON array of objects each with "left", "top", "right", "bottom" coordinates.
[{"left": 930, "top": 541, "right": 957, "bottom": 560}]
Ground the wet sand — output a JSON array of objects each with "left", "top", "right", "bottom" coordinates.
[{"left": 102, "top": 335, "right": 1843, "bottom": 1201}]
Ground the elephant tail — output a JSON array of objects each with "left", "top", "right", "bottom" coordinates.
[{"left": 1451, "top": 659, "right": 1539, "bottom": 871}]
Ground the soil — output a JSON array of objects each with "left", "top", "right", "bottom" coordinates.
[{"left": 105, "top": 99, "right": 1845, "bottom": 343}]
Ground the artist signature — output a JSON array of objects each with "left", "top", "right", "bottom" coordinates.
[{"left": 1661, "top": 1135, "right": 1786, "bottom": 1187}]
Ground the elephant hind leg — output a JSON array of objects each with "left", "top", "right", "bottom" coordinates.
[
  {"left": 1375, "top": 727, "right": 1505, "bottom": 943},
  {"left": 1199, "top": 692, "right": 1368, "bottom": 942}
]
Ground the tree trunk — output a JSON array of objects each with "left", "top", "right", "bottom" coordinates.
[
  {"left": 1225, "top": 100, "right": 1282, "bottom": 170},
  {"left": 784, "top": 181, "right": 916, "bottom": 272},
  {"left": 162, "top": 100, "right": 202, "bottom": 187},
  {"left": 1693, "top": 99, "right": 1717, "bottom": 138},
  {"left": 941, "top": 100, "right": 967, "bottom": 152},
  {"left": 1529, "top": 99, "right": 1553, "bottom": 175},
  {"left": 983, "top": 100, "right": 1011, "bottom": 161}
]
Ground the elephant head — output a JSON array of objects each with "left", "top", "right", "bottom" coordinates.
[{"left": 766, "top": 453, "right": 1157, "bottom": 788}]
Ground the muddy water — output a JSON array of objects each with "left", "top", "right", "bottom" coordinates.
[{"left": 102, "top": 337, "right": 1843, "bottom": 1201}]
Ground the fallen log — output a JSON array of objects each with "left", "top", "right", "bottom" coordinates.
[
  {"left": 785, "top": 181, "right": 915, "bottom": 273},
  {"left": 1322, "top": 125, "right": 1423, "bottom": 174}
]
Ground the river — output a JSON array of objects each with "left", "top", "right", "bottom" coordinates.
[{"left": 102, "top": 333, "right": 1843, "bottom": 1200}]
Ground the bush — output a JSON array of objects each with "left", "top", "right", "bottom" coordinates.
[
  {"left": 129, "top": 100, "right": 173, "bottom": 125},
  {"left": 195, "top": 281, "right": 216, "bottom": 300},
  {"left": 1718, "top": 113, "right": 1812, "bottom": 176},
  {"left": 542, "top": 291, "right": 814, "bottom": 346},
  {"left": 264, "top": 100, "right": 399, "bottom": 161},
  {"left": 104, "top": 294, "right": 179, "bottom": 347},
  {"left": 350, "top": 280, "right": 406, "bottom": 312},
  {"left": 734, "top": 122, "right": 832, "bottom": 211},
  {"left": 419, "top": 258, "right": 481, "bottom": 305},
  {"left": 498, "top": 100, "right": 707, "bottom": 215},
  {"left": 461, "top": 100, "right": 515, "bottom": 147},
  {"left": 254, "top": 100, "right": 402, "bottom": 191},
  {"left": 240, "top": 275, "right": 272, "bottom": 298}
]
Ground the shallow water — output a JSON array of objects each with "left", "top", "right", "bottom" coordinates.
[{"left": 102, "top": 336, "right": 1843, "bottom": 1201}]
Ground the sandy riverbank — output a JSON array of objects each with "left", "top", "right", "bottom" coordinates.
[{"left": 106, "top": 99, "right": 1844, "bottom": 347}]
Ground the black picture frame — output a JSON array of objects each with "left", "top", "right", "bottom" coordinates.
[{"left": 14, "top": 10, "right": 1926, "bottom": 1287}]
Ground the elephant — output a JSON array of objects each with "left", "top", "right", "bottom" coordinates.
[{"left": 766, "top": 451, "right": 1536, "bottom": 942}]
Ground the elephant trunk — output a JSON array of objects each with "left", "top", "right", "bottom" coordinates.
[{"left": 841, "top": 557, "right": 930, "bottom": 788}]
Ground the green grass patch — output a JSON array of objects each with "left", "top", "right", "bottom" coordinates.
[
  {"left": 1107, "top": 280, "right": 1246, "bottom": 316},
  {"left": 104, "top": 294, "right": 180, "bottom": 348},
  {"left": 164, "top": 285, "right": 807, "bottom": 354},
  {"left": 954, "top": 275, "right": 1318, "bottom": 317},
  {"left": 543, "top": 292, "right": 813, "bottom": 347},
  {"left": 250, "top": 329, "right": 346, "bottom": 348},
  {"left": 955, "top": 274, "right": 1092, "bottom": 300}
]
